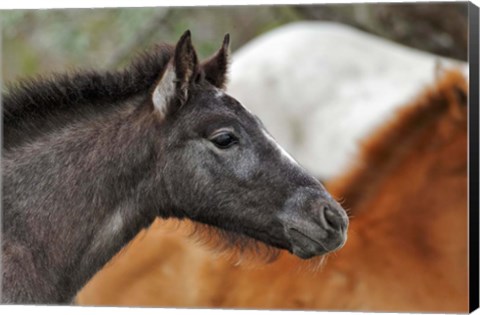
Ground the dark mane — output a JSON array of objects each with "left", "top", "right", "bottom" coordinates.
[{"left": 2, "top": 44, "right": 174, "bottom": 150}]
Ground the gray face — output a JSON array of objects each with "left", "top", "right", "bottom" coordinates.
[
  {"left": 149, "top": 31, "right": 348, "bottom": 259},
  {"left": 158, "top": 84, "right": 348, "bottom": 259}
]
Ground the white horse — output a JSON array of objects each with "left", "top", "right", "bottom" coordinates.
[{"left": 228, "top": 22, "right": 468, "bottom": 179}]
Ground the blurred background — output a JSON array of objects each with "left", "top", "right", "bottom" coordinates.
[
  {"left": 1, "top": 3, "right": 469, "bottom": 179},
  {"left": 1, "top": 3, "right": 471, "bottom": 312},
  {"left": 1, "top": 3, "right": 468, "bottom": 82}
]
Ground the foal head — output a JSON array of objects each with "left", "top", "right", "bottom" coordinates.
[{"left": 151, "top": 31, "right": 348, "bottom": 259}]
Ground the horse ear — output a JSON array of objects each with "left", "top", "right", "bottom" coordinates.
[
  {"left": 152, "top": 30, "right": 198, "bottom": 118},
  {"left": 202, "top": 33, "right": 230, "bottom": 89}
]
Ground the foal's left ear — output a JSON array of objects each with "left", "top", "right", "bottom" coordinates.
[
  {"left": 201, "top": 34, "right": 230, "bottom": 89},
  {"left": 152, "top": 30, "right": 198, "bottom": 118}
]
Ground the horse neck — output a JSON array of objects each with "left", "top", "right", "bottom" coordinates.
[
  {"left": 2, "top": 100, "right": 165, "bottom": 302},
  {"left": 324, "top": 71, "right": 468, "bottom": 298}
]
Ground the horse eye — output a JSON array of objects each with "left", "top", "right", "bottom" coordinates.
[{"left": 210, "top": 132, "right": 238, "bottom": 149}]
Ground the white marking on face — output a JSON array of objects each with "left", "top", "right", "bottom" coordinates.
[{"left": 262, "top": 129, "right": 299, "bottom": 166}]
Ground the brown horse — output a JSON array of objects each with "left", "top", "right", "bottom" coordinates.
[{"left": 77, "top": 69, "right": 468, "bottom": 312}]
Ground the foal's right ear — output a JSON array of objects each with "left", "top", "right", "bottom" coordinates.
[
  {"left": 152, "top": 30, "right": 199, "bottom": 119},
  {"left": 202, "top": 34, "right": 230, "bottom": 89}
]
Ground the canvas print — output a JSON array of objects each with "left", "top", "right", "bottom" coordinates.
[{"left": 1, "top": 2, "right": 478, "bottom": 313}]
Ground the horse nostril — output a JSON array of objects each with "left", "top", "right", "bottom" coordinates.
[{"left": 322, "top": 206, "right": 344, "bottom": 231}]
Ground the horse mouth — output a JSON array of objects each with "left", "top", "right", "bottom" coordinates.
[{"left": 286, "top": 227, "right": 346, "bottom": 259}]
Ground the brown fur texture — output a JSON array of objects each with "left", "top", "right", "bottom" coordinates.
[{"left": 76, "top": 69, "right": 468, "bottom": 312}]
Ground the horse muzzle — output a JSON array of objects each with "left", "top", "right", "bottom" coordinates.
[{"left": 278, "top": 187, "right": 348, "bottom": 259}]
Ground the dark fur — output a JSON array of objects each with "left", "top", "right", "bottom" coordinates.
[
  {"left": 2, "top": 32, "right": 347, "bottom": 304},
  {"left": 3, "top": 45, "right": 174, "bottom": 151}
]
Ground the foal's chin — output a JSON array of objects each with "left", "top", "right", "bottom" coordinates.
[
  {"left": 160, "top": 217, "right": 345, "bottom": 264},
  {"left": 286, "top": 227, "right": 347, "bottom": 260},
  {"left": 186, "top": 222, "right": 345, "bottom": 264},
  {"left": 171, "top": 220, "right": 283, "bottom": 264},
  {"left": 291, "top": 239, "right": 343, "bottom": 260}
]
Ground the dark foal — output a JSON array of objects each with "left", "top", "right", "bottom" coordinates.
[{"left": 1, "top": 31, "right": 348, "bottom": 304}]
